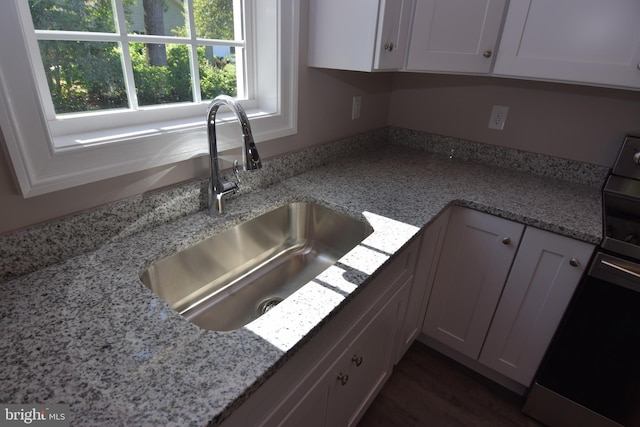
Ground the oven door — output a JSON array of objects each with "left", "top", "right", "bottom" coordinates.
[{"left": 524, "top": 252, "right": 640, "bottom": 427}]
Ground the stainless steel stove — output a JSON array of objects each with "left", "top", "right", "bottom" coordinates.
[
  {"left": 524, "top": 135, "right": 640, "bottom": 427},
  {"left": 603, "top": 136, "right": 640, "bottom": 258}
]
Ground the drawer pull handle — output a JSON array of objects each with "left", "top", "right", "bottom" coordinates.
[
  {"left": 337, "top": 373, "right": 349, "bottom": 386},
  {"left": 384, "top": 42, "right": 394, "bottom": 52},
  {"left": 502, "top": 237, "right": 511, "bottom": 245},
  {"left": 483, "top": 50, "right": 492, "bottom": 58},
  {"left": 569, "top": 257, "right": 580, "bottom": 267},
  {"left": 352, "top": 355, "right": 363, "bottom": 367}
]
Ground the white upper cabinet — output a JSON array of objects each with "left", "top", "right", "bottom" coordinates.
[
  {"left": 375, "top": 0, "right": 415, "bottom": 70},
  {"left": 493, "top": 0, "right": 640, "bottom": 90},
  {"left": 406, "top": 0, "right": 507, "bottom": 73},
  {"left": 308, "top": 0, "right": 414, "bottom": 72}
]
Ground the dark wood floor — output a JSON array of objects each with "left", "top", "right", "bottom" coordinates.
[{"left": 358, "top": 341, "right": 544, "bottom": 427}]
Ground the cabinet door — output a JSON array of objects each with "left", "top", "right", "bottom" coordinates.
[
  {"left": 261, "top": 377, "right": 331, "bottom": 427},
  {"left": 260, "top": 286, "right": 401, "bottom": 427},
  {"left": 266, "top": 376, "right": 330, "bottom": 427},
  {"left": 308, "top": 0, "right": 379, "bottom": 71},
  {"left": 479, "top": 227, "right": 594, "bottom": 386},
  {"left": 374, "top": 0, "right": 414, "bottom": 70},
  {"left": 327, "top": 278, "right": 406, "bottom": 427},
  {"left": 423, "top": 207, "right": 524, "bottom": 359},
  {"left": 395, "top": 208, "right": 450, "bottom": 364},
  {"left": 308, "top": 0, "right": 412, "bottom": 72},
  {"left": 493, "top": 0, "right": 640, "bottom": 90},
  {"left": 406, "top": 0, "right": 507, "bottom": 73}
]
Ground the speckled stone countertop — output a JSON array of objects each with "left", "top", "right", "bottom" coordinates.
[{"left": 0, "top": 130, "right": 604, "bottom": 426}]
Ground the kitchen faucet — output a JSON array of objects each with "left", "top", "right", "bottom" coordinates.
[{"left": 206, "top": 95, "right": 262, "bottom": 215}]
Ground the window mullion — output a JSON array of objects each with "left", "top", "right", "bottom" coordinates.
[
  {"left": 234, "top": 0, "right": 246, "bottom": 99},
  {"left": 186, "top": 0, "right": 202, "bottom": 104},
  {"left": 15, "top": 1, "right": 58, "bottom": 122},
  {"left": 112, "top": 0, "right": 138, "bottom": 110},
  {"left": 190, "top": 45, "right": 202, "bottom": 104},
  {"left": 34, "top": 30, "right": 120, "bottom": 42}
]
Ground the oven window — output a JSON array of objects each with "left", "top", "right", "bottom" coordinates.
[{"left": 537, "top": 275, "right": 640, "bottom": 425}]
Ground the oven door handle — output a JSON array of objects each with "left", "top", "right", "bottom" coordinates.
[
  {"left": 601, "top": 259, "right": 640, "bottom": 279},
  {"left": 590, "top": 252, "right": 640, "bottom": 293}
]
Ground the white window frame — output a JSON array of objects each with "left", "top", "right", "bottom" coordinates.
[{"left": 0, "top": 0, "right": 298, "bottom": 197}]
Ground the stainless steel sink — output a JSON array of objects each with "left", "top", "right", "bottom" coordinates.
[{"left": 140, "top": 202, "right": 373, "bottom": 331}]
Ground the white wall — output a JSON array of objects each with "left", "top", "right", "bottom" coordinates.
[{"left": 389, "top": 73, "right": 640, "bottom": 166}]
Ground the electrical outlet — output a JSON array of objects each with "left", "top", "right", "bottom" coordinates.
[
  {"left": 488, "top": 105, "right": 509, "bottom": 130},
  {"left": 352, "top": 96, "right": 361, "bottom": 120}
]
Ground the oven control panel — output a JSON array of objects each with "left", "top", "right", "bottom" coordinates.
[{"left": 612, "top": 135, "right": 640, "bottom": 180}]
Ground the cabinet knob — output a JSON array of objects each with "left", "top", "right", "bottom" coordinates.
[
  {"left": 351, "top": 355, "right": 363, "bottom": 367},
  {"left": 502, "top": 237, "right": 511, "bottom": 245},
  {"left": 337, "top": 373, "right": 349, "bottom": 386},
  {"left": 569, "top": 257, "right": 580, "bottom": 267},
  {"left": 384, "top": 42, "right": 394, "bottom": 52},
  {"left": 483, "top": 50, "right": 493, "bottom": 58}
]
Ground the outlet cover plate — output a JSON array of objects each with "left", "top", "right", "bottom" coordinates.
[
  {"left": 352, "top": 96, "right": 362, "bottom": 120},
  {"left": 488, "top": 105, "right": 509, "bottom": 130}
]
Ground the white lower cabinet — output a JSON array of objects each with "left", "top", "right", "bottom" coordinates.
[
  {"left": 423, "top": 207, "right": 595, "bottom": 387},
  {"left": 325, "top": 287, "right": 404, "bottom": 427},
  {"left": 268, "top": 380, "right": 329, "bottom": 427},
  {"left": 478, "top": 226, "right": 595, "bottom": 386},
  {"left": 394, "top": 209, "right": 450, "bottom": 364},
  {"left": 261, "top": 273, "right": 410, "bottom": 427},
  {"left": 223, "top": 236, "right": 417, "bottom": 427},
  {"left": 423, "top": 206, "right": 525, "bottom": 359}
]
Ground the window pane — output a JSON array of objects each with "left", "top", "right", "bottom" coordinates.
[
  {"left": 38, "top": 40, "right": 127, "bottom": 114},
  {"left": 124, "top": 0, "right": 188, "bottom": 36},
  {"left": 194, "top": 0, "right": 235, "bottom": 40},
  {"left": 131, "top": 43, "right": 193, "bottom": 106},
  {"left": 198, "top": 45, "right": 237, "bottom": 100},
  {"left": 28, "top": 0, "right": 116, "bottom": 33},
  {"left": 26, "top": 0, "right": 245, "bottom": 116}
]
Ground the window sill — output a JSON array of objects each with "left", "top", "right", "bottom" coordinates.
[
  {"left": 5, "top": 106, "right": 295, "bottom": 198},
  {"left": 53, "top": 107, "right": 283, "bottom": 151}
]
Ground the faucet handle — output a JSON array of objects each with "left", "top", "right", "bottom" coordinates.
[
  {"left": 248, "top": 146, "right": 262, "bottom": 169},
  {"left": 243, "top": 135, "right": 262, "bottom": 170},
  {"left": 220, "top": 180, "right": 238, "bottom": 193}
]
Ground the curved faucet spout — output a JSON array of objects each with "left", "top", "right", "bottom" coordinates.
[{"left": 206, "top": 95, "right": 262, "bottom": 215}]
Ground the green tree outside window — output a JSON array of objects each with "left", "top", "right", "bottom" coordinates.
[{"left": 29, "top": 0, "right": 238, "bottom": 114}]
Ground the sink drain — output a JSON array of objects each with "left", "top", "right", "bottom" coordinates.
[{"left": 257, "top": 297, "right": 283, "bottom": 315}]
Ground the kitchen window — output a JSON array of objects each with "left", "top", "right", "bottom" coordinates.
[{"left": 0, "top": 0, "right": 298, "bottom": 197}]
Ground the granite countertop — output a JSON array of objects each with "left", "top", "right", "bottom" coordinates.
[{"left": 0, "top": 140, "right": 603, "bottom": 426}]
